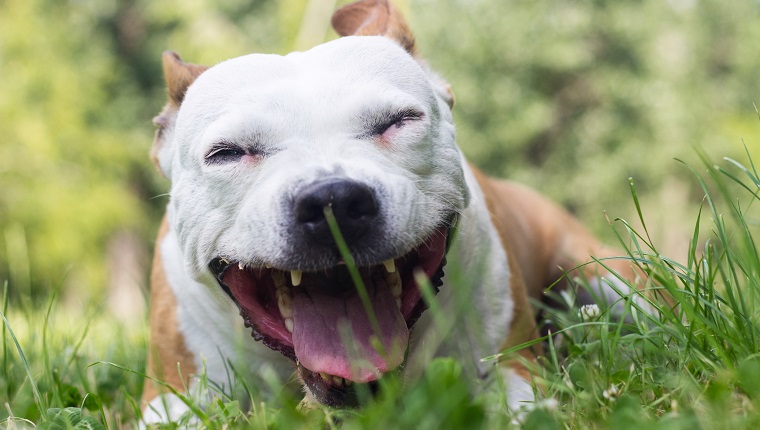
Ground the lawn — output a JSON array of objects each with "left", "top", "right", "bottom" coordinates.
[{"left": 4, "top": 151, "right": 760, "bottom": 429}]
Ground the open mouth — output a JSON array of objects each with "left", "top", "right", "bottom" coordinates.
[{"left": 208, "top": 218, "right": 455, "bottom": 407}]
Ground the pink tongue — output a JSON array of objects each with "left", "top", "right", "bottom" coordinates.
[{"left": 291, "top": 282, "right": 408, "bottom": 383}]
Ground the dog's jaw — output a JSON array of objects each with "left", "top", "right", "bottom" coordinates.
[{"left": 208, "top": 219, "right": 454, "bottom": 407}]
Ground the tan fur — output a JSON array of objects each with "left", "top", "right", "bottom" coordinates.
[
  {"left": 477, "top": 171, "right": 639, "bottom": 300},
  {"left": 471, "top": 166, "right": 642, "bottom": 348},
  {"left": 161, "top": 51, "right": 208, "bottom": 107},
  {"left": 331, "top": 0, "right": 456, "bottom": 109},
  {"left": 472, "top": 166, "right": 644, "bottom": 391},
  {"left": 150, "top": 52, "right": 208, "bottom": 175},
  {"left": 470, "top": 167, "right": 541, "bottom": 369},
  {"left": 142, "top": 216, "right": 196, "bottom": 407},
  {"left": 144, "top": 0, "right": 648, "bottom": 411},
  {"left": 332, "top": 0, "right": 417, "bottom": 56}
]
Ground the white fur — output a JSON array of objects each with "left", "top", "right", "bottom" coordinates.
[
  {"left": 141, "top": 393, "right": 193, "bottom": 428},
  {"left": 586, "top": 274, "right": 657, "bottom": 320},
  {"left": 501, "top": 368, "right": 535, "bottom": 413},
  {"left": 404, "top": 160, "right": 513, "bottom": 382},
  {"left": 145, "top": 36, "right": 524, "bottom": 421},
  {"left": 166, "top": 36, "right": 465, "bottom": 275},
  {"left": 160, "top": 214, "right": 293, "bottom": 387}
]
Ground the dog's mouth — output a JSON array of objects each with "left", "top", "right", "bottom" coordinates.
[{"left": 208, "top": 218, "right": 455, "bottom": 407}]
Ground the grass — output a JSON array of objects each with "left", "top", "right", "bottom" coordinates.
[{"left": 4, "top": 150, "right": 760, "bottom": 429}]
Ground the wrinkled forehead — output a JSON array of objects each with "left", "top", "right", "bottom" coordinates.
[{"left": 181, "top": 36, "right": 435, "bottom": 118}]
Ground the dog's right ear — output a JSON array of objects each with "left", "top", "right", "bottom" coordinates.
[
  {"left": 151, "top": 52, "right": 208, "bottom": 178},
  {"left": 162, "top": 51, "right": 208, "bottom": 107}
]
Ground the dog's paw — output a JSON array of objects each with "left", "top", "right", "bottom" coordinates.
[
  {"left": 140, "top": 393, "right": 198, "bottom": 429},
  {"left": 502, "top": 368, "right": 536, "bottom": 413},
  {"left": 509, "top": 398, "right": 559, "bottom": 426}
]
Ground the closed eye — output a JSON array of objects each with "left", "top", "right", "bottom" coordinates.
[
  {"left": 369, "top": 109, "right": 424, "bottom": 136},
  {"left": 204, "top": 143, "right": 247, "bottom": 165}
]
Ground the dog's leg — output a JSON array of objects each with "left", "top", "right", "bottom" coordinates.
[
  {"left": 470, "top": 166, "right": 662, "bottom": 414},
  {"left": 440, "top": 164, "right": 542, "bottom": 411},
  {"left": 499, "top": 283, "right": 542, "bottom": 411},
  {"left": 473, "top": 168, "right": 656, "bottom": 317},
  {"left": 141, "top": 217, "right": 198, "bottom": 423},
  {"left": 500, "top": 250, "right": 544, "bottom": 411}
]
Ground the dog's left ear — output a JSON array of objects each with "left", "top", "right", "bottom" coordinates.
[
  {"left": 151, "top": 52, "right": 208, "bottom": 178},
  {"left": 332, "top": 0, "right": 455, "bottom": 109},
  {"left": 332, "top": 0, "right": 417, "bottom": 55}
]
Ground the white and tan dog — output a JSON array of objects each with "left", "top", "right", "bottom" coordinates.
[{"left": 141, "top": 0, "right": 643, "bottom": 423}]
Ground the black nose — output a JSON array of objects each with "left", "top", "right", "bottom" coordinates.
[{"left": 293, "top": 179, "right": 379, "bottom": 247}]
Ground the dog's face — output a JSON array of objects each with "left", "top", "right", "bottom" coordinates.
[{"left": 153, "top": 2, "right": 469, "bottom": 407}]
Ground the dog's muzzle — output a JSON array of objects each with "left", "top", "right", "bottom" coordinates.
[{"left": 208, "top": 178, "right": 457, "bottom": 407}]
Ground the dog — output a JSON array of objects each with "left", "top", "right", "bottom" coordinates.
[{"left": 140, "top": 0, "right": 646, "bottom": 423}]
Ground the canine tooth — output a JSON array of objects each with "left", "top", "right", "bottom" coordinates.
[
  {"left": 278, "top": 290, "right": 293, "bottom": 318},
  {"left": 333, "top": 376, "right": 344, "bottom": 386},
  {"left": 265, "top": 263, "right": 273, "bottom": 269},
  {"left": 451, "top": 214, "right": 459, "bottom": 229},
  {"left": 238, "top": 262, "right": 244, "bottom": 270},
  {"left": 285, "top": 318, "right": 294, "bottom": 333},
  {"left": 383, "top": 259, "right": 396, "bottom": 273},
  {"left": 291, "top": 270, "right": 302, "bottom": 286}
]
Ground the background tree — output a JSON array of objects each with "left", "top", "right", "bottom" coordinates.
[{"left": 0, "top": 0, "right": 758, "bottom": 310}]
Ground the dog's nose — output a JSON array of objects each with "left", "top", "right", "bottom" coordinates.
[{"left": 293, "top": 179, "right": 379, "bottom": 246}]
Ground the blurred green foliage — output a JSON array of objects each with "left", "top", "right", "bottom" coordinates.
[
  {"left": 0, "top": 0, "right": 758, "bottom": 300},
  {"left": 415, "top": 0, "right": 760, "bottom": 234}
]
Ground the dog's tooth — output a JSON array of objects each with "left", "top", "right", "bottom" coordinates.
[
  {"left": 265, "top": 263, "right": 273, "bottom": 269},
  {"left": 385, "top": 269, "right": 402, "bottom": 298},
  {"left": 391, "top": 278, "right": 402, "bottom": 298},
  {"left": 333, "top": 376, "right": 344, "bottom": 386},
  {"left": 278, "top": 289, "right": 293, "bottom": 318},
  {"left": 291, "top": 270, "right": 302, "bottom": 286},
  {"left": 285, "top": 318, "right": 294, "bottom": 333},
  {"left": 395, "top": 297, "right": 402, "bottom": 309},
  {"left": 383, "top": 259, "right": 396, "bottom": 273},
  {"left": 238, "top": 262, "right": 244, "bottom": 270},
  {"left": 344, "top": 379, "right": 353, "bottom": 386},
  {"left": 272, "top": 271, "right": 287, "bottom": 290},
  {"left": 220, "top": 258, "right": 230, "bottom": 266},
  {"left": 319, "top": 372, "right": 329, "bottom": 381},
  {"left": 451, "top": 214, "right": 460, "bottom": 229}
]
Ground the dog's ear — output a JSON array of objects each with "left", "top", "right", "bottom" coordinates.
[
  {"left": 151, "top": 52, "right": 208, "bottom": 178},
  {"left": 332, "top": 0, "right": 417, "bottom": 56},
  {"left": 162, "top": 51, "right": 208, "bottom": 107},
  {"left": 332, "top": 0, "right": 455, "bottom": 109}
]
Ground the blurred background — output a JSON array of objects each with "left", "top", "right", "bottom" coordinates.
[{"left": 0, "top": 0, "right": 758, "bottom": 320}]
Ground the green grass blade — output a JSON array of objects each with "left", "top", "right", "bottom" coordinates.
[
  {"left": 0, "top": 307, "right": 48, "bottom": 420},
  {"left": 628, "top": 178, "right": 655, "bottom": 250},
  {"left": 323, "top": 206, "right": 385, "bottom": 356},
  {"left": 89, "top": 361, "right": 211, "bottom": 426},
  {"left": 2, "top": 281, "right": 8, "bottom": 402}
]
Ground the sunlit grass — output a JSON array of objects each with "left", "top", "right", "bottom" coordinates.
[{"left": 4, "top": 151, "right": 760, "bottom": 428}]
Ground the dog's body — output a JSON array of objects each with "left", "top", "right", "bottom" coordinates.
[{"left": 141, "top": 0, "right": 642, "bottom": 423}]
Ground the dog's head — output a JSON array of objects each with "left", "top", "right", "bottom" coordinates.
[{"left": 152, "top": 0, "right": 469, "bottom": 406}]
